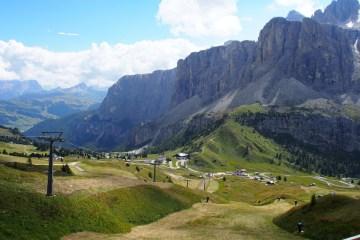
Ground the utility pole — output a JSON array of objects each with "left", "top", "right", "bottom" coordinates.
[
  {"left": 38, "top": 132, "right": 64, "bottom": 197},
  {"left": 151, "top": 160, "right": 161, "bottom": 182},
  {"left": 185, "top": 179, "right": 191, "bottom": 188}
]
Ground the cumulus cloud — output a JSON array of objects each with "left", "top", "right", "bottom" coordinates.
[
  {"left": 270, "top": 0, "right": 321, "bottom": 16},
  {"left": 0, "top": 39, "right": 200, "bottom": 89},
  {"left": 157, "top": 0, "right": 241, "bottom": 38}
]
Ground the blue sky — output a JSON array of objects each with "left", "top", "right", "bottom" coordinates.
[
  {"left": 0, "top": 0, "right": 329, "bottom": 51},
  {"left": 0, "top": 0, "right": 170, "bottom": 51},
  {"left": 0, "top": 0, "right": 330, "bottom": 88}
]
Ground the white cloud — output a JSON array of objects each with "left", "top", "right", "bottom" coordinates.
[
  {"left": 0, "top": 39, "right": 200, "bottom": 89},
  {"left": 270, "top": 0, "right": 321, "bottom": 17},
  {"left": 0, "top": 56, "right": 19, "bottom": 79},
  {"left": 157, "top": 0, "right": 242, "bottom": 38},
  {"left": 57, "top": 32, "right": 80, "bottom": 37}
]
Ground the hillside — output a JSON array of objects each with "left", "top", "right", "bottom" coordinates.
[
  {"left": 144, "top": 102, "right": 359, "bottom": 178},
  {"left": 274, "top": 195, "right": 360, "bottom": 240},
  {"left": 0, "top": 182, "right": 200, "bottom": 239},
  {"left": 188, "top": 119, "right": 291, "bottom": 173},
  {"left": 0, "top": 125, "right": 31, "bottom": 145},
  {"left": 0, "top": 83, "right": 106, "bottom": 131},
  {"left": 0, "top": 149, "right": 200, "bottom": 239},
  {"left": 0, "top": 137, "right": 359, "bottom": 240}
]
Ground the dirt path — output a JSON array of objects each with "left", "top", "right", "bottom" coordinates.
[
  {"left": 53, "top": 176, "right": 144, "bottom": 194},
  {"left": 64, "top": 202, "right": 306, "bottom": 240},
  {"left": 314, "top": 176, "right": 355, "bottom": 189},
  {"left": 68, "top": 162, "right": 85, "bottom": 172}
]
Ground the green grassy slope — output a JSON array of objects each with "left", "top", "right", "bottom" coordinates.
[
  {"left": 274, "top": 195, "right": 360, "bottom": 240},
  {"left": 0, "top": 165, "right": 201, "bottom": 240},
  {"left": 190, "top": 119, "right": 294, "bottom": 173},
  {"left": 216, "top": 176, "right": 310, "bottom": 205},
  {"left": 0, "top": 126, "right": 16, "bottom": 137},
  {"left": 229, "top": 102, "right": 266, "bottom": 116},
  {"left": 0, "top": 141, "right": 42, "bottom": 154}
]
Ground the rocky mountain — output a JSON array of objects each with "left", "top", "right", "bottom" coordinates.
[
  {"left": 27, "top": 70, "right": 176, "bottom": 149},
  {"left": 286, "top": 10, "right": 305, "bottom": 22},
  {"left": 171, "top": 17, "right": 359, "bottom": 110},
  {"left": 27, "top": 15, "right": 360, "bottom": 154},
  {"left": 313, "top": 0, "right": 360, "bottom": 28},
  {"left": 0, "top": 82, "right": 106, "bottom": 131},
  {"left": 0, "top": 80, "right": 43, "bottom": 100},
  {"left": 287, "top": 0, "right": 360, "bottom": 29},
  {"left": 171, "top": 41, "right": 256, "bottom": 107},
  {"left": 100, "top": 70, "right": 176, "bottom": 124}
]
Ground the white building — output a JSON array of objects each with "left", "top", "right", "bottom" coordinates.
[{"left": 176, "top": 153, "right": 189, "bottom": 161}]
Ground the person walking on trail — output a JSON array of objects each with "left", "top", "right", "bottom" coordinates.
[
  {"left": 294, "top": 200, "right": 298, "bottom": 206},
  {"left": 206, "top": 196, "right": 210, "bottom": 203},
  {"left": 297, "top": 221, "right": 304, "bottom": 233}
]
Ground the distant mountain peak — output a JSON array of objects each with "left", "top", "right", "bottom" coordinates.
[
  {"left": 286, "top": 10, "right": 305, "bottom": 22},
  {"left": 312, "top": 0, "right": 360, "bottom": 29},
  {"left": 73, "top": 82, "right": 88, "bottom": 89},
  {"left": 0, "top": 80, "right": 43, "bottom": 100}
]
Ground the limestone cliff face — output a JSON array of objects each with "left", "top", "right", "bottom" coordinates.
[
  {"left": 170, "top": 17, "right": 357, "bottom": 110},
  {"left": 256, "top": 18, "right": 354, "bottom": 93},
  {"left": 171, "top": 41, "right": 256, "bottom": 106},
  {"left": 100, "top": 69, "right": 176, "bottom": 123}
]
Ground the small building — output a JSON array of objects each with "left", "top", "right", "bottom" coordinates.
[
  {"left": 234, "top": 169, "right": 247, "bottom": 176},
  {"left": 176, "top": 153, "right": 189, "bottom": 161},
  {"left": 266, "top": 180, "right": 275, "bottom": 185}
]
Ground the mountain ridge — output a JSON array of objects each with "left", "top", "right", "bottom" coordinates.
[
  {"left": 0, "top": 80, "right": 106, "bottom": 131},
  {"left": 27, "top": 15, "right": 360, "bottom": 152},
  {"left": 286, "top": 0, "right": 360, "bottom": 29},
  {"left": 0, "top": 80, "right": 43, "bottom": 100}
]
